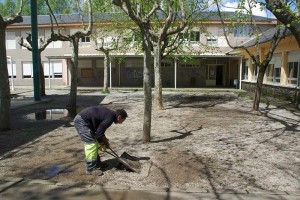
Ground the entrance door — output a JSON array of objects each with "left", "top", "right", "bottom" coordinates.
[{"left": 216, "top": 65, "right": 223, "bottom": 86}]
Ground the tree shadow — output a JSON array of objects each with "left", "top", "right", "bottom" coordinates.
[
  {"left": 0, "top": 94, "right": 106, "bottom": 157},
  {"left": 163, "top": 93, "right": 237, "bottom": 109},
  {"left": 151, "top": 124, "right": 203, "bottom": 143}
]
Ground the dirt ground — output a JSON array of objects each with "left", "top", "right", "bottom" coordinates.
[{"left": 0, "top": 89, "right": 299, "bottom": 192}]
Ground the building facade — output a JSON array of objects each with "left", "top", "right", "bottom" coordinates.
[
  {"left": 235, "top": 30, "right": 300, "bottom": 100},
  {"left": 6, "top": 13, "right": 276, "bottom": 89}
]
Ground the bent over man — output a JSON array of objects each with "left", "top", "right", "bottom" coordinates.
[{"left": 74, "top": 106, "right": 127, "bottom": 176}]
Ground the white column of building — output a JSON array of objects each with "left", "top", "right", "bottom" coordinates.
[
  {"left": 48, "top": 58, "right": 51, "bottom": 88},
  {"left": 110, "top": 58, "right": 112, "bottom": 89},
  {"left": 239, "top": 57, "right": 242, "bottom": 90},
  {"left": 7, "top": 56, "right": 14, "bottom": 91},
  {"left": 174, "top": 58, "right": 177, "bottom": 89}
]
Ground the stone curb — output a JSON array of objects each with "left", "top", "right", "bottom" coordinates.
[{"left": 1, "top": 177, "right": 300, "bottom": 196}]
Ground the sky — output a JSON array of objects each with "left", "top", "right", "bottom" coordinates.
[
  {"left": 210, "top": 0, "right": 276, "bottom": 18},
  {"left": 0, "top": 0, "right": 275, "bottom": 18}
]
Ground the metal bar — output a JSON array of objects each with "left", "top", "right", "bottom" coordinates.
[{"left": 31, "top": 0, "right": 40, "bottom": 101}]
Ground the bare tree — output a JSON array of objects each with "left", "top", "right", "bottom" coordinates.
[
  {"left": 18, "top": 33, "right": 53, "bottom": 96},
  {"left": 46, "top": 0, "right": 93, "bottom": 110},
  {"left": 94, "top": 36, "right": 119, "bottom": 93},
  {"left": 0, "top": 0, "right": 23, "bottom": 131},
  {"left": 112, "top": 0, "right": 156, "bottom": 142},
  {"left": 215, "top": 0, "right": 286, "bottom": 110}
]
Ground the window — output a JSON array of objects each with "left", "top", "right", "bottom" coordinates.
[
  {"left": 287, "top": 62, "right": 298, "bottom": 85},
  {"left": 207, "top": 65, "right": 216, "bottom": 80},
  {"left": 81, "top": 36, "right": 90, "bottom": 43},
  {"left": 6, "top": 32, "right": 16, "bottom": 49},
  {"left": 81, "top": 69, "right": 93, "bottom": 78},
  {"left": 266, "top": 64, "right": 274, "bottom": 82},
  {"left": 274, "top": 66, "right": 281, "bottom": 83},
  {"left": 45, "top": 30, "right": 62, "bottom": 48},
  {"left": 267, "top": 53, "right": 281, "bottom": 84},
  {"left": 22, "top": 62, "right": 33, "bottom": 78},
  {"left": 252, "top": 63, "right": 258, "bottom": 81},
  {"left": 43, "top": 61, "right": 63, "bottom": 78},
  {"left": 206, "top": 36, "right": 218, "bottom": 46},
  {"left": 179, "top": 31, "right": 200, "bottom": 43},
  {"left": 161, "top": 62, "right": 172, "bottom": 68},
  {"left": 190, "top": 31, "right": 200, "bottom": 42},
  {"left": 242, "top": 60, "right": 248, "bottom": 80},
  {"left": 7, "top": 60, "right": 16, "bottom": 78},
  {"left": 287, "top": 51, "right": 300, "bottom": 85},
  {"left": 179, "top": 59, "right": 200, "bottom": 68},
  {"left": 233, "top": 25, "right": 252, "bottom": 37}
]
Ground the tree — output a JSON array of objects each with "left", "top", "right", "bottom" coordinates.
[
  {"left": 94, "top": 36, "right": 118, "bottom": 93},
  {"left": 0, "top": 0, "right": 23, "bottom": 131},
  {"left": 18, "top": 33, "right": 53, "bottom": 96},
  {"left": 215, "top": 0, "right": 287, "bottom": 110},
  {"left": 112, "top": 0, "right": 155, "bottom": 142},
  {"left": 46, "top": 0, "right": 93, "bottom": 110},
  {"left": 265, "top": 0, "right": 300, "bottom": 47},
  {"left": 151, "top": 1, "right": 203, "bottom": 110}
]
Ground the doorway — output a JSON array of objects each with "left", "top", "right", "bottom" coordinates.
[{"left": 216, "top": 65, "right": 223, "bottom": 86}]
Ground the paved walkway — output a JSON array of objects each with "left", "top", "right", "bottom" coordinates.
[
  {"left": 4, "top": 86, "right": 300, "bottom": 200},
  {"left": 1, "top": 177, "right": 299, "bottom": 200}
]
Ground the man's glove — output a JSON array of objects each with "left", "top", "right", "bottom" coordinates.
[
  {"left": 102, "top": 137, "right": 110, "bottom": 149},
  {"left": 99, "top": 143, "right": 107, "bottom": 152}
]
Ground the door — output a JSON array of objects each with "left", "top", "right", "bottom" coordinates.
[{"left": 216, "top": 65, "right": 223, "bottom": 86}]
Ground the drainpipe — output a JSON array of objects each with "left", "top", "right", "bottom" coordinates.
[{"left": 7, "top": 56, "right": 14, "bottom": 91}]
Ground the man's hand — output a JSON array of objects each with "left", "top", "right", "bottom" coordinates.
[
  {"left": 99, "top": 143, "right": 106, "bottom": 152},
  {"left": 103, "top": 137, "right": 110, "bottom": 149}
]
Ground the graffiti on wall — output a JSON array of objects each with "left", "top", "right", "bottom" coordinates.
[{"left": 126, "top": 69, "right": 143, "bottom": 80}]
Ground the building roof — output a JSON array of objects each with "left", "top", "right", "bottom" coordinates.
[
  {"left": 9, "top": 11, "right": 275, "bottom": 26},
  {"left": 239, "top": 27, "right": 290, "bottom": 48}
]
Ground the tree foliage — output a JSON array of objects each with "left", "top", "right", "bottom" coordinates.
[
  {"left": 0, "top": 0, "right": 74, "bottom": 16},
  {"left": 215, "top": 0, "right": 286, "bottom": 110},
  {"left": 265, "top": 0, "right": 300, "bottom": 47}
]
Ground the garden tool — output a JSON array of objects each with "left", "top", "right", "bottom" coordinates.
[{"left": 105, "top": 147, "right": 139, "bottom": 173}]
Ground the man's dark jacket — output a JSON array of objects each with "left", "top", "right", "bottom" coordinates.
[{"left": 78, "top": 106, "right": 117, "bottom": 142}]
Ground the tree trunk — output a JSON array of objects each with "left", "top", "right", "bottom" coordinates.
[
  {"left": 253, "top": 66, "right": 267, "bottom": 110},
  {"left": 142, "top": 35, "right": 152, "bottom": 142},
  {"left": 103, "top": 52, "right": 109, "bottom": 93},
  {"left": 66, "top": 38, "right": 79, "bottom": 110},
  {"left": 153, "top": 43, "right": 164, "bottom": 110},
  {"left": 38, "top": 51, "right": 46, "bottom": 96},
  {"left": 0, "top": 18, "right": 11, "bottom": 131}
]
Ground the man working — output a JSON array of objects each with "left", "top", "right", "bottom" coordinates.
[{"left": 74, "top": 106, "right": 127, "bottom": 176}]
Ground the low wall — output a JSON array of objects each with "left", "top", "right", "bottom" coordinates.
[{"left": 241, "top": 81, "right": 298, "bottom": 102}]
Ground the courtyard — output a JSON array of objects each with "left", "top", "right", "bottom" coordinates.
[{"left": 0, "top": 88, "right": 299, "bottom": 194}]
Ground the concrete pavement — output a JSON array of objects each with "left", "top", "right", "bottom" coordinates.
[{"left": 1, "top": 177, "right": 299, "bottom": 200}]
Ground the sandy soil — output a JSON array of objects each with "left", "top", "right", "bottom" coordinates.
[{"left": 0, "top": 90, "right": 299, "bottom": 192}]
